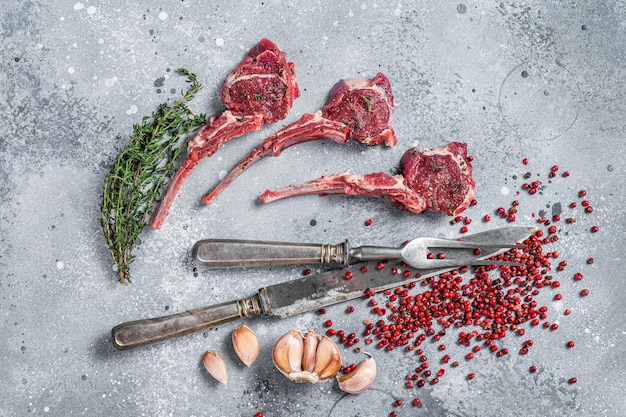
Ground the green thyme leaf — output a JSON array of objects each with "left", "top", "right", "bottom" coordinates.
[{"left": 363, "top": 95, "right": 371, "bottom": 111}]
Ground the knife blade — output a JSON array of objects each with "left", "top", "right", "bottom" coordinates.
[{"left": 111, "top": 226, "right": 533, "bottom": 350}]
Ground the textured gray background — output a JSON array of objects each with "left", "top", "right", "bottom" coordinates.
[{"left": 1, "top": 1, "right": 625, "bottom": 416}]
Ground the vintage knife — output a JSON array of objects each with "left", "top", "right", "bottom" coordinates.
[{"left": 111, "top": 226, "right": 533, "bottom": 350}]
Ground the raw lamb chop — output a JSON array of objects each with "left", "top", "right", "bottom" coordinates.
[
  {"left": 149, "top": 38, "right": 300, "bottom": 229},
  {"left": 201, "top": 72, "right": 396, "bottom": 204},
  {"left": 259, "top": 142, "right": 475, "bottom": 216}
]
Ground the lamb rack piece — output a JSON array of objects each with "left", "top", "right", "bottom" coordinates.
[
  {"left": 201, "top": 72, "right": 396, "bottom": 204},
  {"left": 259, "top": 142, "right": 475, "bottom": 216},
  {"left": 149, "top": 38, "right": 299, "bottom": 228}
]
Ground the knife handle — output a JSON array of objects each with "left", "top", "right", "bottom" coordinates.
[
  {"left": 111, "top": 295, "right": 262, "bottom": 350},
  {"left": 192, "top": 239, "right": 350, "bottom": 267}
]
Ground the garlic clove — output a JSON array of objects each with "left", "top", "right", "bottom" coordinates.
[
  {"left": 272, "top": 330, "right": 304, "bottom": 378},
  {"left": 232, "top": 325, "right": 259, "bottom": 366},
  {"left": 313, "top": 335, "right": 342, "bottom": 381},
  {"left": 203, "top": 350, "right": 228, "bottom": 385},
  {"left": 302, "top": 330, "right": 319, "bottom": 373},
  {"left": 337, "top": 353, "right": 376, "bottom": 394}
]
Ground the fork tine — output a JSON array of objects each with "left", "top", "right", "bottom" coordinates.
[
  {"left": 423, "top": 238, "right": 526, "bottom": 250},
  {"left": 462, "top": 242, "right": 527, "bottom": 249},
  {"left": 424, "top": 259, "right": 524, "bottom": 268}
]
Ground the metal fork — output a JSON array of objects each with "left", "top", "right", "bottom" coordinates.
[
  {"left": 192, "top": 230, "right": 528, "bottom": 270},
  {"left": 360, "top": 236, "right": 525, "bottom": 269}
]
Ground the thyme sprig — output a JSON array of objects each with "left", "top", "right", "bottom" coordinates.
[{"left": 100, "top": 68, "right": 206, "bottom": 283}]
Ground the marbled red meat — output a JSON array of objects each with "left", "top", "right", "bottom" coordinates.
[
  {"left": 259, "top": 142, "right": 475, "bottom": 216},
  {"left": 150, "top": 38, "right": 299, "bottom": 228},
  {"left": 201, "top": 73, "right": 396, "bottom": 204},
  {"left": 400, "top": 141, "right": 475, "bottom": 215}
]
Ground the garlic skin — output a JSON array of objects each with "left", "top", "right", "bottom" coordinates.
[
  {"left": 336, "top": 353, "right": 376, "bottom": 394},
  {"left": 313, "top": 335, "right": 342, "bottom": 381},
  {"left": 272, "top": 330, "right": 342, "bottom": 383},
  {"left": 203, "top": 350, "right": 228, "bottom": 385},
  {"left": 232, "top": 325, "right": 259, "bottom": 366},
  {"left": 272, "top": 330, "right": 304, "bottom": 377},
  {"left": 301, "top": 330, "right": 319, "bottom": 373}
]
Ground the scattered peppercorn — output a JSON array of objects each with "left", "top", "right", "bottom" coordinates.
[{"left": 318, "top": 165, "right": 597, "bottom": 414}]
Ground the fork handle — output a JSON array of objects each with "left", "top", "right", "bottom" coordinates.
[{"left": 192, "top": 239, "right": 350, "bottom": 268}]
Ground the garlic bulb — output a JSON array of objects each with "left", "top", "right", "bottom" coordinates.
[
  {"left": 272, "top": 329, "right": 341, "bottom": 383},
  {"left": 203, "top": 350, "right": 228, "bottom": 385},
  {"left": 336, "top": 353, "right": 376, "bottom": 394},
  {"left": 232, "top": 325, "right": 259, "bottom": 366}
]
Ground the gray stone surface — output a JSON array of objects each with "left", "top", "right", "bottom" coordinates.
[{"left": 1, "top": 1, "right": 625, "bottom": 416}]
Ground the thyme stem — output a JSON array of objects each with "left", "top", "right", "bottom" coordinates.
[{"left": 100, "top": 68, "right": 206, "bottom": 283}]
